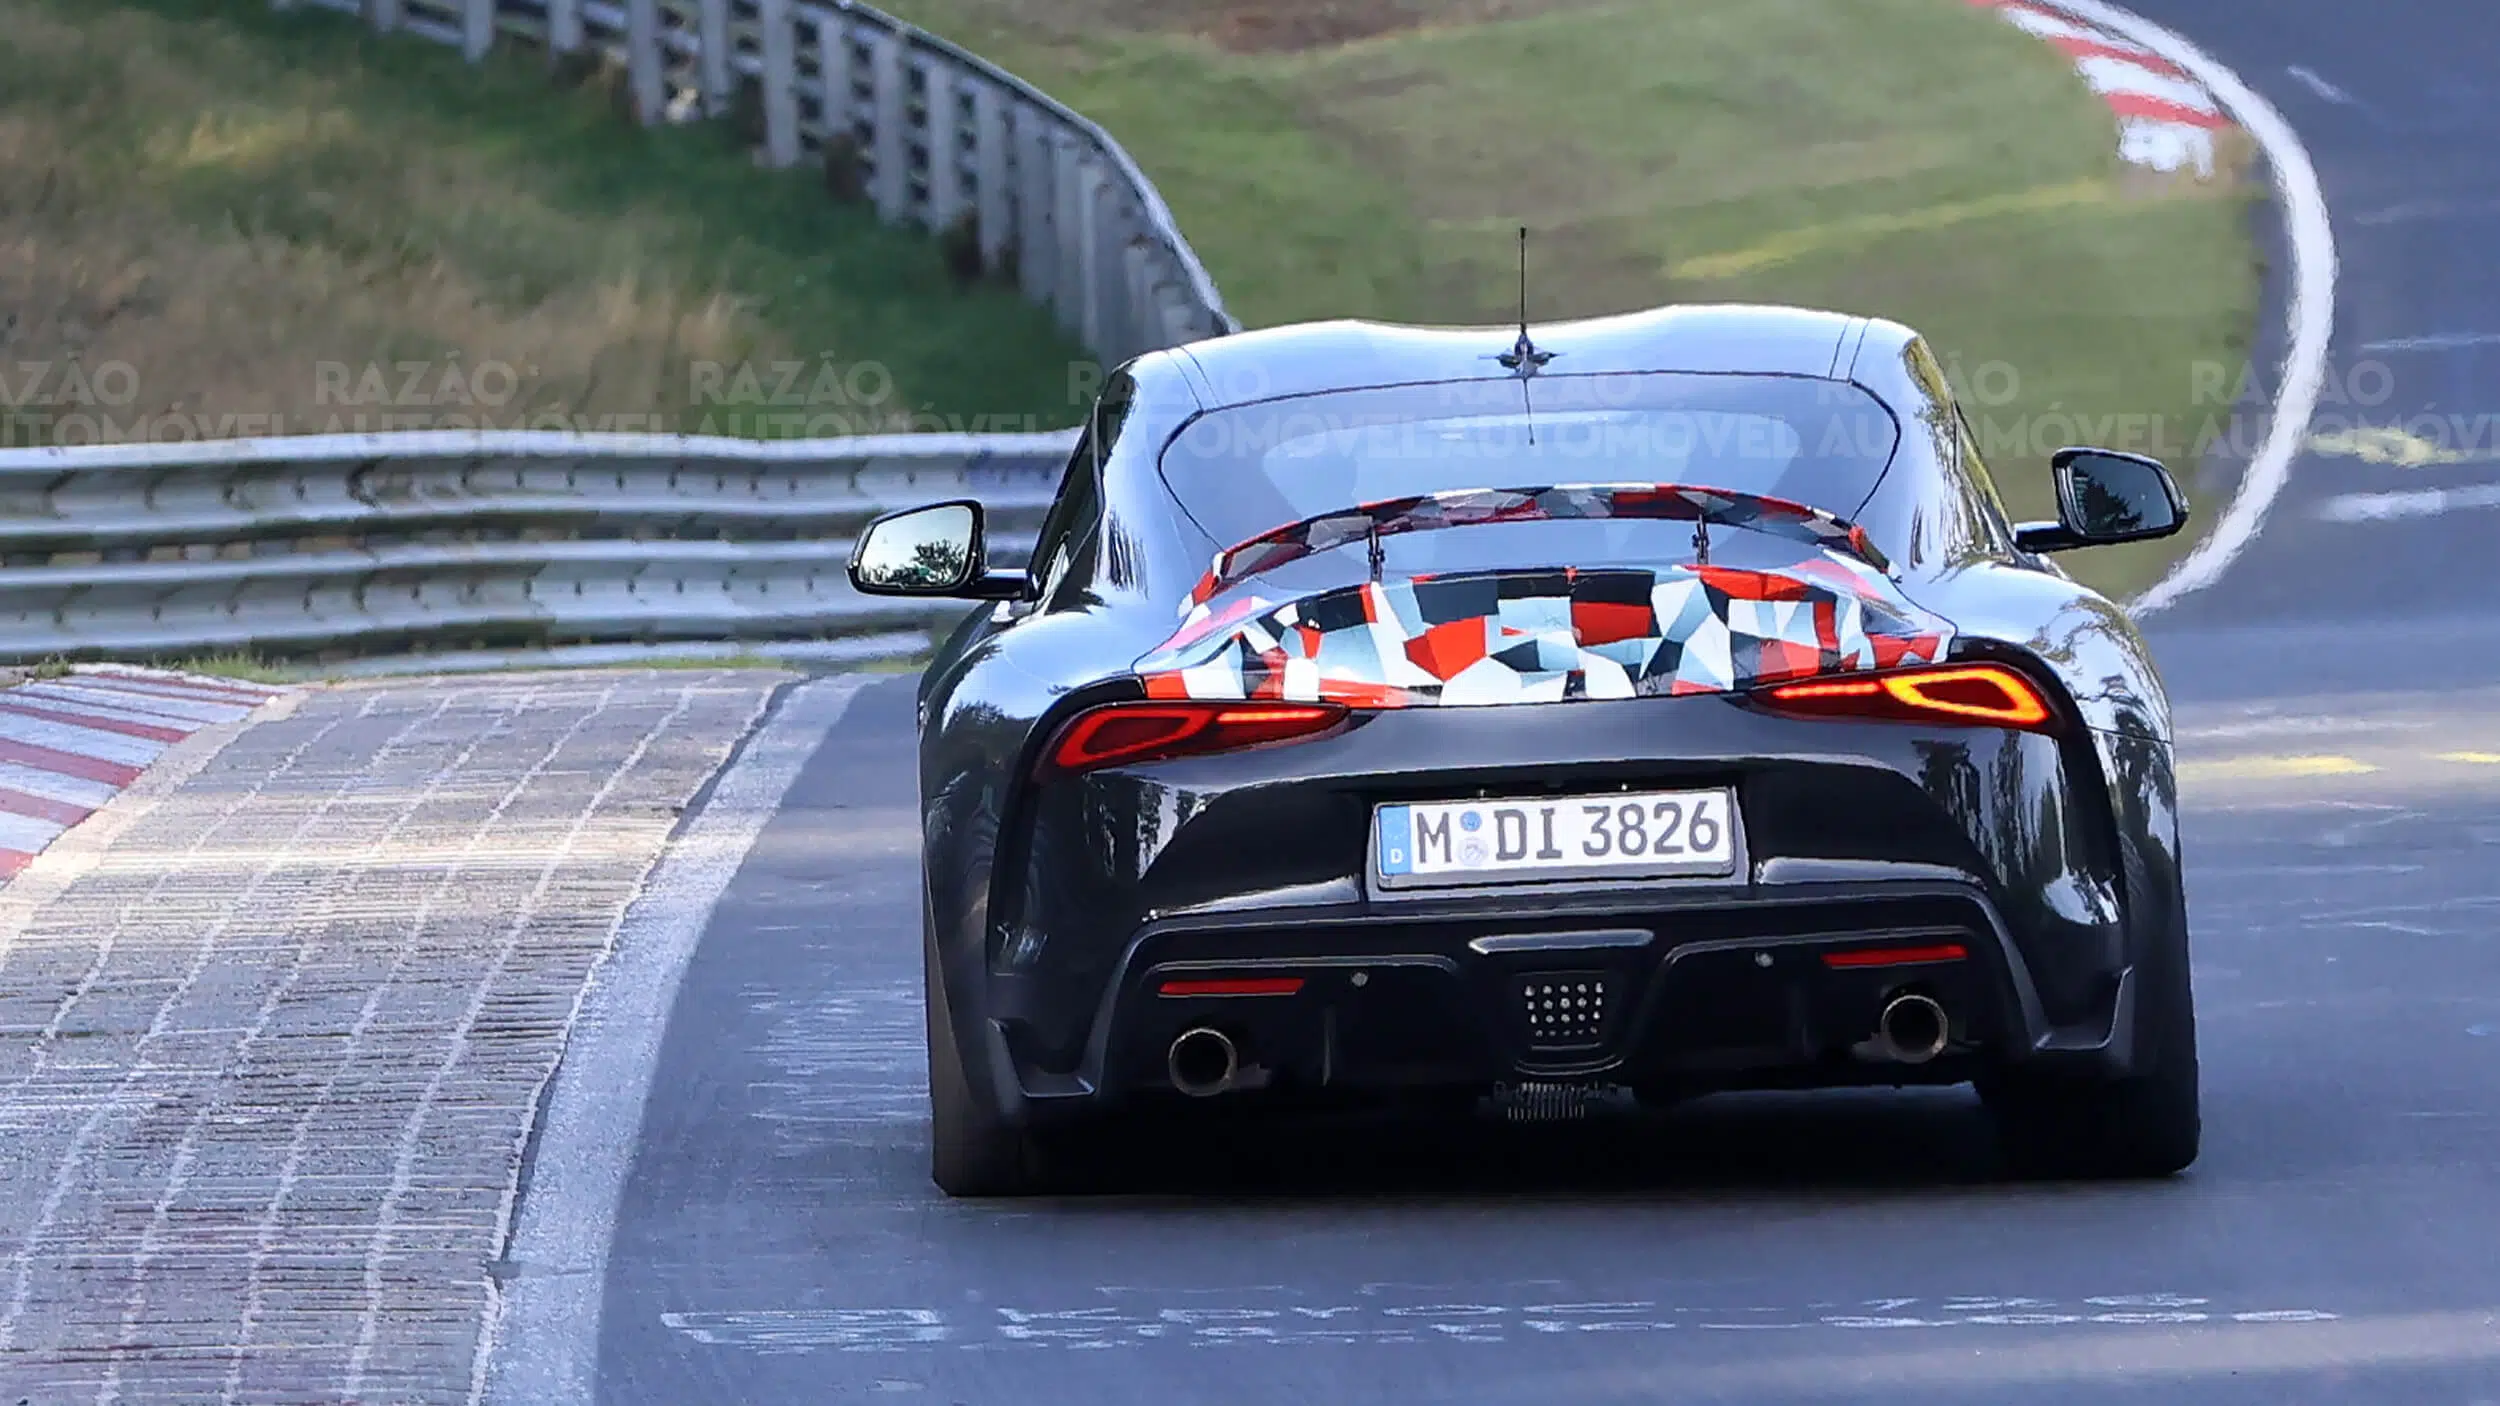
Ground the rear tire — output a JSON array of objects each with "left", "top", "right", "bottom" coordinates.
[
  {"left": 1982, "top": 934, "right": 2200, "bottom": 1180},
  {"left": 926, "top": 937, "right": 1049, "bottom": 1198}
]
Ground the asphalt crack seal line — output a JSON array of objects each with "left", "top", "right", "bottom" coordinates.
[
  {"left": 478, "top": 673, "right": 868, "bottom": 1406},
  {"left": 1992, "top": 0, "right": 2339, "bottom": 619}
]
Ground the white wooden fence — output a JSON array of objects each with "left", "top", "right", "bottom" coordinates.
[{"left": 267, "top": 0, "right": 1238, "bottom": 366}]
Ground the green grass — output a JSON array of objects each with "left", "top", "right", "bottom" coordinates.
[
  {"left": 887, "top": 0, "right": 2262, "bottom": 596},
  {"left": 156, "top": 651, "right": 297, "bottom": 684},
  {"left": 0, "top": 0, "right": 1092, "bottom": 442}
]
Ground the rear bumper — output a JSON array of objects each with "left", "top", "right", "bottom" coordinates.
[{"left": 984, "top": 875, "right": 2142, "bottom": 1124}]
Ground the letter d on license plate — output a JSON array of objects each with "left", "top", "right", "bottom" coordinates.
[{"left": 1374, "top": 788, "right": 1739, "bottom": 889}]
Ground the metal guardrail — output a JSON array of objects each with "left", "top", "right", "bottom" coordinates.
[
  {"left": 267, "top": 0, "right": 1239, "bottom": 366},
  {"left": 0, "top": 430, "right": 1077, "bottom": 667}
]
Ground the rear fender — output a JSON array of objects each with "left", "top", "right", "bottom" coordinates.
[{"left": 1897, "top": 562, "right": 2182, "bottom": 1033}]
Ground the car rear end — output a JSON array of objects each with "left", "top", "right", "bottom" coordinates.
[{"left": 984, "top": 657, "right": 2135, "bottom": 1124}]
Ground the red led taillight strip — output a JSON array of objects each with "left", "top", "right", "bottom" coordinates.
[
  {"left": 1821, "top": 943, "right": 1969, "bottom": 969},
  {"left": 1157, "top": 977, "right": 1306, "bottom": 998}
]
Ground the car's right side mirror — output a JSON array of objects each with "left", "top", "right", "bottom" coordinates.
[
  {"left": 849, "top": 500, "right": 1032, "bottom": 600},
  {"left": 2014, "top": 447, "right": 2190, "bottom": 553}
]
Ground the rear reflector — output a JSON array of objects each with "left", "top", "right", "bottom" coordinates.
[
  {"left": 1821, "top": 943, "right": 1968, "bottom": 969},
  {"left": 1757, "top": 664, "right": 2056, "bottom": 732},
  {"left": 1158, "top": 977, "right": 1305, "bottom": 998},
  {"left": 1044, "top": 700, "right": 1349, "bottom": 775}
]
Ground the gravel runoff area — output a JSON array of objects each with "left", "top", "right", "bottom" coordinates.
[{"left": 0, "top": 668, "right": 789, "bottom": 1403}]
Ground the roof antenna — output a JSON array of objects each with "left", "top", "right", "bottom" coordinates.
[
  {"left": 1492, "top": 226, "right": 1554, "bottom": 444},
  {"left": 1494, "top": 226, "right": 1555, "bottom": 380},
  {"left": 1692, "top": 509, "right": 1711, "bottom": 566}
]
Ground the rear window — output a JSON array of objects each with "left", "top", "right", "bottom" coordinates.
[{"left": 1158, "top": 372, "right": 1901, "bottom": 550}]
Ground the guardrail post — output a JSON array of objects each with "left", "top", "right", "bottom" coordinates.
[
  {"left": 1051, "top": 143, "right": 1085, "bottom": 337},
  {"left": 459, "top": 0, "right": 494, "bottom": 58},
  {"left": 1090, "top": 184, "right": 1131, "bottom": 364},
  {"left": 816, "top": 15, "right": 855, "bottom": 138},
  {"left": 971, "top": 80, "right": 1012, "bottom": 275},
  {"left": 624, "top": 0, "right": 666, "bottom": 125},
  {"left": 757, "top": 0, "right": 801, "bottom": 167},
  {"left": 1014, "top": 105, "right": 1057, "bottom": 309},
  {"left": 1074, "top": 156, "right": 1109, "bottom": 353},
  {"left": 696, "top": 0, "right": 732, "bottom": 116},
  {"left": 1124, "top": 240, "right": 1160, "bottom": 362},
  {"left": 364, "top": 0, "right": 402, "bottom": 35},
  {"left": 925, "top": 65, "right": 965, "bottom": 235},
  {"left": 546, "top": 0, "right": 581, "bottom": 55},
  {"left": 868, "top": 31, "right": 909, "bottom": 219},
  {"left": 1154, "top": 273, "right": 1200, "bottom": 350}
]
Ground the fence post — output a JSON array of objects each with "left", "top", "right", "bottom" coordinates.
[
  {"left": 971, "top": 81, "right": 1012, "bottom": 275},
  {"left": 624, "top": 0, "right": 667, "bottom": 125},
  {"left": 868, "top": 32, "right": 909, "bottom": 220},
  {"left": 816, "top": 17, "right": 855, "bottom": 141},
  {"left": 697, "top": 0, "right": 732, "bottom": 116},
  {"left": 924, "top": 65, "right": 965, "bottom": 235},
  {"left": 458, "top": 0, "right": 493, "bottom": 59},
  {"left": 1014, "top": 106, "right": 1057, "bottom": 310},
  {"left": 1074, "top": 157, "right": 1108, "bottom": 354},
  {"left": 1051, "top": 140, "right": 1086, "bottom": 338},
  {"left": 546, "top": 0, "right": 580, "bottom": 55},
  {"left": 1125, "top": 239, "right": 1160, "bottom": 361},
  {"left": 757, "top": 0, "right": 801, "bottom": 167},
  {"left": 1090, "top": 179, "right": 1128, "bottom": 363}
]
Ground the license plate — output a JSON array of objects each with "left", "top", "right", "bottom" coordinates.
[{"left": 1373, "top": 788, "right": 1739, "bottom": 889}]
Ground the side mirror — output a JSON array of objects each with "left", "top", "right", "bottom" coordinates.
[
  {"left": 2014, "top": 447, "right": 2190, "bottom": 553},
  {"left": 849, "top": 501, "right": 1031, "bottom": 600}
]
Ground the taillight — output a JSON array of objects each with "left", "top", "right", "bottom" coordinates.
[
  {"left": 1043, "top": 700, "right": 1350, "bottom": 775},
  {"left": 1755, "top": 663, "right": 2056, "bottom": 732}
]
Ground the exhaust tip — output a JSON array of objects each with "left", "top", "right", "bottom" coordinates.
[
  {"left": 1877, "top": 992, "right": 1949, "bottom": 1064},
  {"left": 1168, "top": 1027, "right": 1240, "bottom": 1097}
]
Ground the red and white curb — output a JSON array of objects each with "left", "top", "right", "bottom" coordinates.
[
  {"left": 0, "top": 667, "right": 288, "bottom": 882},
  {"left": 1969, "top": 0, "right": 2236, "bottom": 177}
]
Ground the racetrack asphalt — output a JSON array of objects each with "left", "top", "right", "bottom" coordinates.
[{"left": 585, "top": 3, "right": 2500, "bottom": 1400}]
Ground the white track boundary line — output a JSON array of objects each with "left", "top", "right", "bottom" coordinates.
[
  {"left": 475, "top": 674, "right": 867, "bottom": 1406},
  {"left": 2029, "top": 0, "right": 2340, "bottom": 617}
]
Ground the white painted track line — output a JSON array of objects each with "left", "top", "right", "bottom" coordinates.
[
  {"left": 479, "top": 674, "right": 867, "bottom": 1406},
  {"left": 2319, "top": 484, "right": 2500, "bottom": 522},
  {"left": 0, "top": 811, "right": 67, "bottom": 856},
  {"left": 0, "top": 712, "right": 166, "bottom": 769},
  {"left": 12, "top": 681, "right": 261, "bottom": 726},
  {"left": 0, "top": 762, "right": 121, "bottom": 812}
]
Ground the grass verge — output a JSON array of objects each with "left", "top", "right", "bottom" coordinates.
[
  {"left": 888, "top": 0, "right": 2263, "bottom": 597},
  {"left": 0, "top": 0, "right": 1092, "bottom": 444}
]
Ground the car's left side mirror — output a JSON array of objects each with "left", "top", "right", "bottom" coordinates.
[
  {"left": 2014, "top": 447, "right": 2190, "bottom": 553},
  {"left": 849, "top": 500, "right": 1031, "bottom": 601}
]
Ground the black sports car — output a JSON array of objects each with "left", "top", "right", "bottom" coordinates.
[{"left": 850, "top": 304, "right": 2198, "bottom": 1197}]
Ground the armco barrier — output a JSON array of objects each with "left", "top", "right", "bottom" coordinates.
[
  {"left": 0, "top": 429, "right": 1078, "bottom": 667},
  {"left": 269, "top": 0, "right": 1239, "bottom": 366}
]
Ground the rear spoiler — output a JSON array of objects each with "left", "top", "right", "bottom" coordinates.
[{"left": 1185, "top": 482, "right": 1889, "bottom": 610}]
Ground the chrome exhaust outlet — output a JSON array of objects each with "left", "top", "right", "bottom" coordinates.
[
  {"left": 1876, "top": 992, "right": 1950, "bottom": 1064},
  {"left": 1167, "top": 1027, "right": 1240, "bottom": 1097}
]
